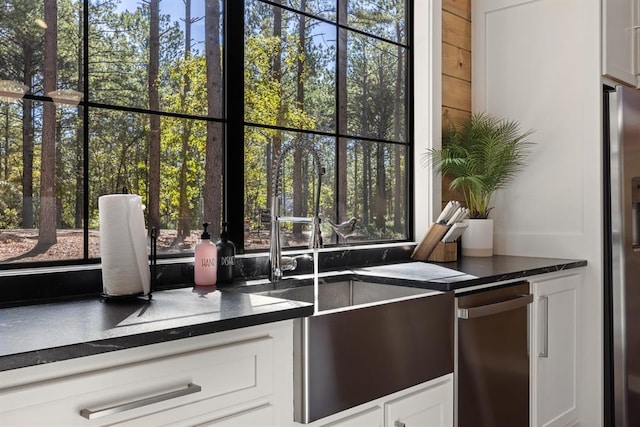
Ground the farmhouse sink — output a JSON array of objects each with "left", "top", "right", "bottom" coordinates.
[
  {"left": 256, "top": 278, "right": 454, "bottom": 423},
  {"left": 255, "top": 279, "right": 438, "bottom": 312}
]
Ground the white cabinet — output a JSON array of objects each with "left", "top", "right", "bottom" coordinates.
[
  {"left": 173, "top": 403, "right": 275, "bottom": 426},
  {"left": 0, "top": 321, "right": 293, "bottom": 427},
  {"left": 206, "top": 404, "right": 274, "bottom": 426},
  {"left": 530, "top": 273, "right": 580, "bottom": 427},
  {"left": 300, "top": 374, "right": 453, "bottom": 427},
  {"left": 322, "top": 407, "right": 383, "bottom": 427},
  {"left": 472, "top": 0, "right": 600, "bottom": 422},
  {"left": 603, "top": 0, "right": 640, "bottom": 87},
  {"left": 385, "top": 376, "right": 454, "bottom": 427}
]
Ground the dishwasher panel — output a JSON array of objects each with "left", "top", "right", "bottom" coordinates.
[{"left": 457, "top": 281, "right": 531, "bottom": 427}]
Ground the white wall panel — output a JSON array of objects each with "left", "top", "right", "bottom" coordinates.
[
  {"left": 413, "top": 0, "right": 442, "bottom": 239},
  {"left": 472, "top": 0, "right": 603, "bottom": 425}
]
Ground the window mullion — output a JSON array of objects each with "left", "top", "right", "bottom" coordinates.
[{"left": 226, "top": 0, "right": 246, "bottom": 252}]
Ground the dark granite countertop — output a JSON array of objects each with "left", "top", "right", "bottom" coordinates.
[
  {"left": 0, "top": 254, "right": 586, "bottom": 373},
  {"left": 353, "top": 255, "right": 587, "bottom": 292},
  {"left": 0, "top": 288, "right": 313, "bottom": 372}
]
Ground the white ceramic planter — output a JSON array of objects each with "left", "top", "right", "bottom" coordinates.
[{"left": 461, "top": 219, "right": 494, "bottom": 257}]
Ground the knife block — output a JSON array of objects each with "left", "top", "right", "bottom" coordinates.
[
  {"left": 411, "top": 223, "right": 449, "bottom": 261},
  {"left": 427, "top": 241, "right": 458, "bottom": 262}
]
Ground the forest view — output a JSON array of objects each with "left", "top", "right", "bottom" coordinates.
[{"left": 0, "top": 0, "right": 409, "bottom": 266}]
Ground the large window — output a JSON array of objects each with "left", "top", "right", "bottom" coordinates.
[{"left": 0, "top": 0, "right": 410, "bottom": 267}]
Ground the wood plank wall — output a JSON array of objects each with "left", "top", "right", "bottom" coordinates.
[
  {"left": 441, "top": 0, "right": 471, "bottom": 202},
  {"left": 442, "top": 0, "right": 471, "bottom": 122}
]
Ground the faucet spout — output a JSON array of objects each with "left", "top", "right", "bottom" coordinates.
[{"left": 269, "top": 140, "right": 324, "bottom": 281}]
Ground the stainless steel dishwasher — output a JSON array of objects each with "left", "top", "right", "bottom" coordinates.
[{"left": 456, "top": 281, "right": 533, "bottom": 427}]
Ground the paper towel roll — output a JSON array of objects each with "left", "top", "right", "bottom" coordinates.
[{"left": 99, "top": 194, "right": 150, "bottom": 296}]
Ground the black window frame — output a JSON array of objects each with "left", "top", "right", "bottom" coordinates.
[
  {"left": 0, "top": 0, "right": 415, "bottom": 294},
  {"left": 230, "top": 0, "right": 415, "bottom": 252}
]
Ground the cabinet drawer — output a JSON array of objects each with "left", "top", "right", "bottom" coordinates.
[{"left": 0, "top": 336, "right": 273, "bottom": 426}]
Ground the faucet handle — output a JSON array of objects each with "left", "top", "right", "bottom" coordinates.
[{"left": 280, "top": 256, "right": 297, "bottom": 272}]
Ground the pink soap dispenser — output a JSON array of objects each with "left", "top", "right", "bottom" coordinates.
[{"left": 194, "top": 222, "right": 217, "bottom": 287}]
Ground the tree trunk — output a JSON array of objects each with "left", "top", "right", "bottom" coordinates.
[
  {"left": 353, "top": 144, "right": 359, "bottom": 218},
  {"left": 362, "top": 142, "right": 370, "bottom": 225},
  {"left": 269, "top": 1, "right": 283, "bottom": 214},
  {"left": 55, "top": 118, "right": 63, "bottom": 228},
  {"left": 361, "top": 51, "right": 370, "bottom": 225},
  {"left": 75, "top": 5, "right": 83, "bottom": 229},
  {"left": 3, "top": 106, "right": 9, "bottom": 181},
  {"left": 393, "top": 20, "right": 403, "bottom": 232},
  {"left": 116, "top": 139, "right": 136, "bottom": 191},
  {"left": 148, "top": 0, "right": 161, "bottom": 235},
  {"left": 375, "top": 55, "right": 386, "bottom": 230},
  {"left": 177, "top": 0, "right": 192, "bottom": 241},
  {"left": 337, "top": 0, "right": 348, "bottom": 234},
  {"left": 293, "top": 0, "right": 306, "bottom": 238},
  {"left": 375, "top": 143, "right": 385, "bottom": 229},
  {"left": 203, "top": 0, "right": 222, "bottom": 238},
  {"left": 38, "top": 0, "right": 58, "bottom": 246},
  {"left": 22, "top": 42, "right": 34, "bottom": 229}
]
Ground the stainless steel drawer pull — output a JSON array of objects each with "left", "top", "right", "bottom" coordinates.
[
  {"left": 394, "top": 421, "right": 406, "bottom": 427},
  {"left": 80, "top": 382, "right": 202, "bottom": 420},
  {"left": 457, "top": 294, "right": 533, "bottom": 319},
  {"left": 539, "top": 295, "right": 549, "bottom": 358}
]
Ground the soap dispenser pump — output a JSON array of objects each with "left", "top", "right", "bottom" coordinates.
[
  {"left": 216, "top": 222, "right": 236, "bottom": 284},
  {"left": 194, "top": 222, "right": 217, "bottom": 286}
]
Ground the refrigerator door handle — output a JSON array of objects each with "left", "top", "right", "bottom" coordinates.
[
  {"left": 539, "top": 295, "right": 549, "bottom": 358},
  {"left": 457, "top": 293, "right": 533, "bottom": 319}
]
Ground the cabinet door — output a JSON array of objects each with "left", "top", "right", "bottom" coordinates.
[
  {"left": 531, "top": 273, "right": 580, "bottom": 427},
  {"left": 603, "top": 0, "right": 638, "bottom": 86},
  {"left": 384, "top": 374, "right": 453, "bottom": 427},
  {"left": 321, "top": 407, "right": 383, "bottom": 427}
]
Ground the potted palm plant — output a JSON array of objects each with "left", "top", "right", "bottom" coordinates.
[{"left": 424, "top": 112, "right": 533, "bottom": 256}]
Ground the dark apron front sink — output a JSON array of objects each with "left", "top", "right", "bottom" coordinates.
[{"left": 257, "top": 279, "right": 454, "bottom": 423}]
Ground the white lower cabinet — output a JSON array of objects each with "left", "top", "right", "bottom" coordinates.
[
  {"left": 0, "top": 321, "right": 293, "bottom": 427},
  {"left": 171, "top": 402, "right": 275, "bottom": 426},
  {"left": 322, "top": 407, "right": 383, "bottom": 427},
  {"left": 530, "top": 272, "right": 581, "bottom": 427},
  {"left": 305, "top": 374, "right": 453, "bottom": 427},
  {"left": 0, "top": 317, "right": 453, "bottom": 427},
  {"left": 385, "top": 376, "right": 454, "bottom": 427},
  {"left": 205, "top": 404, "right": 274, "bottom": 426}
]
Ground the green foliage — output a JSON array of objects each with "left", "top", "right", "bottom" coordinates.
[
  {"left": 160, "top": 55, "right": 209, "bottom": 230},
  {"left": 0, "top": 181, "right": 21, "bottom": 228},
  {"left": 424, "top": 113, "right": 534, "bottom": 219},
  {"left": 0, "top": 0, "right": 411, "bottom": 257},
  {"left": 243, "top": 16, "right": 333, "bottom": 231}
]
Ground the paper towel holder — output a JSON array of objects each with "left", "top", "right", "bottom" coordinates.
[{"left": 101, "top": 226, "right": 157, "bottom": 302}]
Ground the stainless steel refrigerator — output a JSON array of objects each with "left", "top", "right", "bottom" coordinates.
[{"left": 604, "top": 84, "right": 640, "bottom": 427}]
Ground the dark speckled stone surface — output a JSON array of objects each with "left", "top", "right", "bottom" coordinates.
[
  {"left": 0, "top": 254, "right": 586, "bottom": 372},
  {"left": 354, "top": 255, "right": 587, "bottom": 291},
  {"left": 0, "top": 288, "right": 313, "bottom": 372}
]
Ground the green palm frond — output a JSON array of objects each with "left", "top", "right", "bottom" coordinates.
[{"left": 422, "top": 113, "right": 533, "bottom": 218}]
